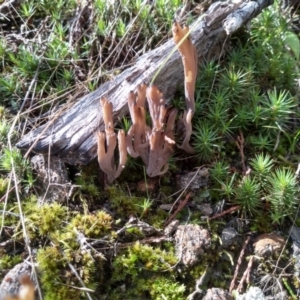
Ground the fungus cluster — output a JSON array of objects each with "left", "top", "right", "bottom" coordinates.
[{"left": 97, "top": 21, "right": 197, "bottom": 183}]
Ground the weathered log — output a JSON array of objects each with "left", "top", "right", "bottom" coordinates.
[{"left": 16, "top": 0, "right": 273, "bottom": 165}]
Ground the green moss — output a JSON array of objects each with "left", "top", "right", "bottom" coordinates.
[
  {"left": 37, "top": 246, "right": 77, "bottom": 300},
  {"left": 66, "top": 210, "right": 113, "bottom": 239},
  {"left": 143, "top": 277, "right": 185, "bottom": 300},
  {"left": 146, "top": 208, "right": 168, "bottom": 229},
  {"left": 112, "top": 242, "right": 177, "bottom": 282},
  {"left": 24, "top": 201, "right": 68, "bottom": 238},
  {"left": 0, "top": 254, "right": 22, "bottom": 275},
  {"left": 36, "top": 212, "right": 108, "bottom": 299},
  {"left": 107, "top": 186, "right": 145, "bottom": 217},
  {"left": 109, "top": 242, "right": 181, "bottom": 298},
  {"left": 11, "top": 194, "right": 113, "bottom": 299},
  {"left": 0, "top": 177, "right": 9, "bottom": 198},
  {"left": 75, "top": 165, "right": 102, "bottom": 199}
]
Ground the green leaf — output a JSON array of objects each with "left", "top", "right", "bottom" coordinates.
[{"left": 284, "top": 31, "right": 300, "bottom": 60}]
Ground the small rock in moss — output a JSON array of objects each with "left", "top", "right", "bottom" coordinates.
[
  {"left": 203, "top": 288, "right": 234, "bottom": 300},
  {"left": 253, "top": 233, "right": 285, "bottom": 257},
  {"left": 175, "top": 224, "right": 211, "bottom": 267}
]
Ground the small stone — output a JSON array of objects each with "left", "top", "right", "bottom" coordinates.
[
  {"left": 164, "top": 220, "right": 179, "bottom": 237},
  {"left": 197, "top": 203, "right": 213, "bottom": 216},
  {"left": 290, "top": 226, "right": 300, "bottom": 276},
  {"left": 203, "top": 288, "right": 234, "bottom": 300},
  {"left": 290, "top": 226, "right": 300, "bottom": 255},
  {"left": 175, "top": 224, "right": 210, "bottom": 266},
  {"left": 221, "top": 227, "right": 239, "bottom": 248},
  {"left": 177, "top": 168, "right": 209, "bottom": 191},
  {"left": 137, "top": 178, "right": 157, "bottom": 193},
  {"left": 236, "top": 286, "right": 265, "bottom": 300},
  {"left": 253, "top": 233, "right": 285, "bottom": 257}
]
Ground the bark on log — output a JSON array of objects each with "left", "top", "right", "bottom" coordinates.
[{"left": 16, "top": 0, "right": 273, "bottom": 165}]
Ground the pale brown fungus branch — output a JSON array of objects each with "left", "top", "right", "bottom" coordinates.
[
  {"left": 126, "top": 84, "right": 150, "bottom": 164},
  {"left": 178, "top": 109, "right": 194, "bottom": 154},
  {"left": 146, "top": 85, "right": 177, "bottom": 177},
  {"left": 97, "top": 97, "right": 127, "bottom": 183},
  {"left": 172, "top": 21, "right": 198, "bottom": 154}
]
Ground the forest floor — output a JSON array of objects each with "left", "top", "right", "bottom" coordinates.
[{"left": 0, "top": 0, "right": 300, "bottom": 299}]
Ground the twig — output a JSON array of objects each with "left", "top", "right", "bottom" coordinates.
[
  {"left": 0, "top": 210, "right": 20, "bottom": 217},
  {"left": 67, "top": 262, "right": 94, "bottom": 300},
  {"left": 273, "top": 131, "right": 281, "bottom": 152},
  {"left": 237, "top": 255, "right": 254, "bottom": 292},
  {"left": 7, "top": 113, "right": 43, "bottom": 300},
  {"left": 169, "top": 166, "right": 204, "bottom": 213},
  {"left": 19, "top": 64, "right": 41, "bottom": 112},
  {"left": 0, "top": 238, "right": 14, "bottom": 247},
  {"left": 295, "top": 162, "right": 300, "bottom": 176},
  {"left": 0, "top": 0, "right": 21, "bottom": 13},
  {"left": 273, "top": 201, "right": 300, "bottom": 278},
  {"left": 164, "top": 191, "right": 192, "bottom": 227},
  {"left": 115, "top": 223, "right": 159, "bottom": 236},
  {"left": 187, "top": 268, "right": 210, "bottom": 300},
  {"left": 93, "top": 236, "right": 173, "bottom": 251},
  {"left": 229, "top": 235, "right": 251, "bottom": 293},
  {"left": 235, "top": 129, "right": 247, "bottom": 174},
  {"left": 209, "top": 205, "right": 240, "bottom": 220}
]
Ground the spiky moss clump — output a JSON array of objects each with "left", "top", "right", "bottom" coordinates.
[
  {"left": 192, "top": 3, "right": 298, "bottom": 163},
  {"left": 212, "top": 153, "right": 299, "bottom": 222},
  {"left": 233, "top": 177, "right": 262, "bottom": 216},
  {"left": 0, "top": 0, "right": 77, "bottom": 108},
  {"left": 19, "top": 0, "right": 77, "bottom": 18},
  {"left": 190, "top": 3, "right": 300, "bottom": 224},
  {"left": 109, "top": 242, "right": 184, "bottom": 299},
  {"left": 267, "top": 168, "right": 298, "bottom": 223},
  {"left": 210, "top": 161, "right": 230, "bottom": 184},
  {"left": 194, "top": 67, "right": 297, "bottom": 163}
]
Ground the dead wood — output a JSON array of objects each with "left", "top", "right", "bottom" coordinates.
[{"left": 16, "top": 0, "right": 273, "bottom": 165}]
